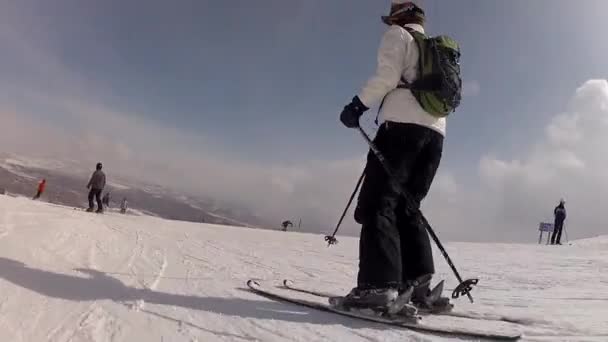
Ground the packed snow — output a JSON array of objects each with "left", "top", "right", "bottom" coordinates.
[{"left": 0, "top": 195, "right": 606, "bottom": 341}]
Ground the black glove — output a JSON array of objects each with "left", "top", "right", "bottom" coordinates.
[{"left": 340, "top": 96, "right": 369, "bottom": 128}]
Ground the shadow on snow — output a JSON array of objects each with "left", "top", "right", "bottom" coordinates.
[{"left": 0, "top": 257, "right": 392, "bottom": 335}]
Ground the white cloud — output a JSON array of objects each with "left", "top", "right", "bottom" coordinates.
[{"left": 425, "top": 79, "right": 608, "bottom": 242}]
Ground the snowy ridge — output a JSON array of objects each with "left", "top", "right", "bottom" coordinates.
[
  {"left": 0, "top": 195, "right": 606, "bottom": 341},
  {"left": 3, "top": 157, "right": 66, "bottom": 170},
  {"left": 106, "top": 182, "right": 131, "bottom": 191},
  {"left": 0, "top": 154, "right": 86, "bottom": 177},
  {"left": 0, "top": 160, "right": 38, "bottom": 180},
  {"left": 203, "top": 210, "right": 259, "bottom": 228}
]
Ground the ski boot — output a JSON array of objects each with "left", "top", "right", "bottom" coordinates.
[
  {"left": 333, "top": 286, "right": 418, "bottom": 322},
  {"left": 337, "top": 287, "right": 399, "bottom": 312},
  {"left": 410, "top": 274, "right": 453, "bottom": 314},
  {"left": 86, "top": 208, "right": 94, "bottom": 213}
]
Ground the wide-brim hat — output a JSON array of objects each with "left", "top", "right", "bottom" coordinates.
[{"left": 381, "top": 0, "right": 425, "bottom": 25}]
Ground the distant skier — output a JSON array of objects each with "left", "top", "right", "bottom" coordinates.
[
  {"left": 338, "top": 0, "right": 459, "bottom": 313},
  {"left": 33, "top": 179, "right": 46, "bottom": 200},
  {"left": 551, "top": 199, "right": 567, "bottom": 245},
  {"left": 120, "top": 197, "right": 128, "bottom": 214},
  {"left": 281, "top": 220, "right": 293, "bottom": 232},
  {"left": 102, "top": 192, "right": 111, "bottom": 208},
  {"left": 86, "top": 163, "right": 106, "bottom": 213}
]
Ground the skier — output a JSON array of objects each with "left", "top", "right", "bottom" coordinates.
[
  {"left": 120, "top": 197, "right": 128, "bottom": 214},
  {"left": 86, "top": 162, "right": 106, "bottom": 213},
  {"left": 281, "top": 220, "right": 293, "bottom": 232},
  {"left": 102, "top": 192, "right": 111, "bottom": 208},
  {"left": 33, "top": 179, "right": 46, "bottom": 200},
  {"left": 338, "top": 0, "right": 453, "bottom": 313},
  {"left": 551, "top": 199, "right": 567, "bottom": 245}
]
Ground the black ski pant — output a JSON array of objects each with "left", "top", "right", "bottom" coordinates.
[
  {"left": 551, "top": 219, "right": 564, "bottom": 244},
  {"left": 354, "top": 122, "right": 443, "bottom": 290},
  {"left": 88, "top": 189, "right": 103, "bottom": 211}
]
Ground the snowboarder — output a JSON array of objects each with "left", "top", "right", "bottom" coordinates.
[
  {"left": 33, "top": 179, "right": 46, "bottom": 200},
  {"left": 551, "top": 199, "right": 567, "bottom": 245},
  {"left": 86, "top": 162, "right": 106, "bottom": 213},
  {"left": 120, "top": 197, "right": 128, "bottom": 214},
  {"left": 338, "top": 1, "right": 453, "bottom": 313}
]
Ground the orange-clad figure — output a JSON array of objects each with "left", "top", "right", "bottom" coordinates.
[{"left": 33, "top": 179, "right": 46, "bottom": 200}]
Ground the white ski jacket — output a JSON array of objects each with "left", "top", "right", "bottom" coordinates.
[{"left": 358, "top": 24, "right": 446, "bottom": 136}]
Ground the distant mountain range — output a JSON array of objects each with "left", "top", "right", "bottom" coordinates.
[{"left": 0, "top": 153, "right": 266, "bottom": 229}]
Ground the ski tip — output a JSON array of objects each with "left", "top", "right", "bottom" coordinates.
[{"left": 246, "top": 279, "right": 261, "bottom": 288}]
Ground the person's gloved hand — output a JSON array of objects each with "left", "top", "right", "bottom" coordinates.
[{"left": 340, "top": 96, "right": 369, "bottom": 128}]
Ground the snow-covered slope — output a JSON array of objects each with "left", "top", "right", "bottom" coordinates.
[{"left": 0, "top": 195, "right": 606, "bottom": 341}]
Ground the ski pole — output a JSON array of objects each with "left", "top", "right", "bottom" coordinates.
[
  {"left": 357, "top": 125, "right": 477, "bottom": 303},
  {"left": 325, "top": 169, "right": 366, "bottom": 246}
]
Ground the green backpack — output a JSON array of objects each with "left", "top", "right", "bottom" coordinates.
[{"left": 400, "top": 28, "right": 462, "bottom": 118}]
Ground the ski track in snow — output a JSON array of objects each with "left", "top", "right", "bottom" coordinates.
[
  {"left": 0, "top": 210, "right": 14, "bottom": 240},
  {"left": 0, "top": 196, "right": 607, "bottom": 341}
]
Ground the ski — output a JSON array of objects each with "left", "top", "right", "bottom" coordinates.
[
  {"left": 248, "top": 280, "right": 523, "bottom": 341},
  {"left": 281, "top": 279, "right": 522, "bottom": 324},
  {"left": 281, "top": 279, "right": 334, "bottom": 298}
]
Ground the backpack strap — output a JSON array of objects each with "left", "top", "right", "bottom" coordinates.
[{"left": 402, "top": 27, "right": 425, "bottom": 90}]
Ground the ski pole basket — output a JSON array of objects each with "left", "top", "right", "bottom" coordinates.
[
  {"left": 452, "top": 278, "right": 479, "bottom": 300},
  {"left": 324, "top": 235, "right": 339, "bottom": 245}
]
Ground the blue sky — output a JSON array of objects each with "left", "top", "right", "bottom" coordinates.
[{"left": 2, "top": 0, "right": 608, "bottom": 241}]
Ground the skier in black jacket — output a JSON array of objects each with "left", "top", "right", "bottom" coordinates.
[{"left": 551, "top": 199, "right": 567, "bottom": 245}]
